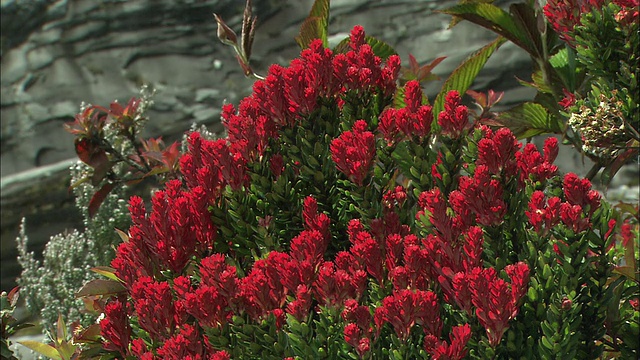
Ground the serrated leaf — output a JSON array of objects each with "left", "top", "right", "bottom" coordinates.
[
  {"left": 17, "top": 341, "right": 62, "bottom": 360},
  {"left": 439, "top": 3, "right": 536, "bottom": 56},
  {"left": 295, "top": 0, "right": 329, "bottom": 49},
  {"left": 433, "top": 36, "right": 506, "bottom": 120},
  {"left": 76, "top": 279, "right": 126, "bottom": 298},
  {"left": 549, "top": 47, "right": 575, "bottom": 92},
  {"left": 364, "top": 36, "right": 397, "bottom": 60},
  {"left": 495, "top": 102, "right": 562, "bottom": 139}
]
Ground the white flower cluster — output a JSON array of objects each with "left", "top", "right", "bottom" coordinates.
[{"left": 568, "top": 93, "right": 628, "bottom": 158}]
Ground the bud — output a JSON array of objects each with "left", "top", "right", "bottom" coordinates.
[
  {"left": 561, "top": 297, "right": 572, "bottom": 311},
  {"left": 213, "top": 13, "right": 238, "bottom": 46}
]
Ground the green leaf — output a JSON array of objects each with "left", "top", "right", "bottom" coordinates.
[
  {"left": 90, "top": 266, "right": 120, "bottom": 281},
  {"left": 433, "top": 36, "right": 506, "bottom": 120},
  {"left": 76, "top": 279, "right": 126, "bottom": 298},
  {"left": 364, "top": 36, "right": 397, "bottom": 60},
  {"left": 17, "top": 341, "right": 62, "bottom": 360},
  {"left": 295, "top": 0, "right": 330, "bottom": 49},
  {"left": 549, "top": 47, "right": 575, "bottom": 92},
  {"left": 495, "top": 102, "right": 562, "bottom": 138},
  {"left": 438, "top": 3, "right": 536, "bottom": 56}
]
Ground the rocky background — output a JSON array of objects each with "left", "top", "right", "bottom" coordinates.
[{"left": 1, "top": 0, "right": 637, "bottom": 292}]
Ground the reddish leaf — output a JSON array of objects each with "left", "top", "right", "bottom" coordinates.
[
  {"left": 8, "top": 286, "right": 19, "bottom": 307},
  {"left": 74, "top": 324, "right": 102, "bottom": 343},
  {"left": 88, "top": 182, "right": 115, "bottom": 218},
  {"left": 76, "top": 279, "right": 126, "bottom": 298}
]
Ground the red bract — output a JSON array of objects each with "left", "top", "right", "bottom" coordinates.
[
  {"left": 331, "top": 120, "right": 376, "bottom": 186},
  {"left": 450, "top": 165, "right": 507, "bottom": 227},
  {"left": 286, "top": 284, "right": 312, "bottom": 321},
  {"left": 239, "top": 252, "right": 290, "bottom": 320},
  {"left": 350, "top": 229, "right": 385, "bottom": 284},
  {"left": 471, "top": 263, "right": 530, "bottom": 348},
  {"left": 254, "top": 64, "right": 295, "bottom": 126},
  {"left": 131, "top": 277, "right": 179, "bottom": 341},
  {"left": 438, "top": 91, "right": 469, "bottom": 139},
  {"left": 100, "top": 298, "right": 131, "bottom": 358},
  {"left": 302, "top": 196, "right": 331, "bottom": 242},
  {"left": 543, "top": 0, "right": 602, "bottom": 46},
  {"left": 222, "top": 100, "right": 277, "bottom": 160},
  {"left": 333, "top": 26, "right": 400, "bottom": 96},
  {"left": 375, "top": 289, "right": 442, "bottom": 341},
  {"left": 424, "top": 323, "right": 472, "bottom": 360},
  {"left": 417, "top": 188, "right": 465, "bottom": 243},
  {"left": 526, "top": 191, "right": 562, "bottom": 233},
  {"left": 516, "top": 138, "right": 559, "bottom": 184},
  {"left": 563, "top": 173, "right": 601, "bottom": 213},
  {"left": 477, "top": 127, "right": 521, "bottom": 177},
  {"left": 314, "top": 260, "right": 366, "bottom": 307},
  {"left": 125, "top": 180, "right": 216, "bottom": 274},
  {"left": 560, "top": 202, "right": 591, "bottom": 233},
  {"left": 181, "top": 132, "right": 249, "bottom": 204},
  {"left": 156, "top": 324, "right": 205, "bottom": 360},
  {"left": 379, "top": 80, "right": 433, "bottom": 144}
]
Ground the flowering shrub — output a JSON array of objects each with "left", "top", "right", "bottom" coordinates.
[
  {"left": 441, "top": 0, "right": 639, "bottom": 183},
  {"left": 61, "top": 13, "right": 639, "bottom": 358},
  {"left": 12, "top": 0, "right": 633, "bottom": 359}
]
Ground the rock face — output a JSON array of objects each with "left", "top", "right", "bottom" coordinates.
[{"left": 5, "top": 0, "right": 617, "bottom": 291}]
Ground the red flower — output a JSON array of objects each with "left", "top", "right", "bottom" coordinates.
[
  {"left": 559, "top": 88, "right": 576, "bottom": 109},
  {"left": 222, "top": 99, "right": 277, "bottom": 160},
  {"left": 471, "top": 263, "right": 530, "bottom": 347},
  {"left": 438, "top": 91, "right": 469, "bottom": 138},
  {"left": 125, "top": 180, "right": 216, "bottom": 274},
  {"left": 302, "top": 196, "right": 331, "bottom": 242},
  {"left": 563, "top": 173, "right": 601, "bottom": 213},
  {"left": 543, "top": 0, "right": 595, "bottom": 46},
  {"left": 131, "top": 277, "right": 178, "bottom": 341},
  {"left": 181, "top": 133, "right": 249, "bottom": 203},
  {"left": 100, "top": 298, "right": 131, "bottom": 357},
  {"left": 378, "top": 80, "right": 433, "bottom": 143},
  {"left": 331, "top": 120, "right": 376, "bottom": 185},
  {"left": 526, "top": 191, "right": 562, "bottom": 233},
  {"left": 450, "top": 165, "right": 507, "bottom": 227},
  {"left": 156, "top": 324, "right": 204, "bottom": 360},
  {"left": 286, "top": 284, "right": 313, "bottom": 321},
  {"left": 350, "top": 229, "right": 385, "bottom": 284},
  {"left": 424, "top": 323, "right": 472, "bottom": 360},
  {"left": 375, "top": 289, "right": 442, "bottom": 341},
  {"left": 476, "top": 127, "right": 521, "bottom": 177},
  {"left": 516, "top": 138, "right": 559, "bottom": 184},
  {"left": 560, "top": 202, "right": 591, "bottom": 233},
  {"left": 314, "top": 261, "right": 366, "bottom": 307}
]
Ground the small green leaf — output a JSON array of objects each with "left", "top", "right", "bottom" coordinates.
[
  {"left": 17, "top": 341, "right": 62, "bottom": 360},
  {"left": 433, "top": 36, "right": 506, "bottom": 120}
]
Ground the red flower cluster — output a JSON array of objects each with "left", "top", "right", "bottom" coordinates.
[
  {"left": 450, "top": 165, "right": 507, "bottom": 227},
  {"left": 342, "top": 299, "right": 373, "bottom": 358},
  {"left": 438, "top": 90, "right": 469, "bottom": 138},
  {"left": 331, "top": 120, "right": 376, "bottom": 185},
  {"left": 526, "top": 173, "right": 601, "bottom": 234},
  {"left": 424, "top": 323, "right": 472, "bottom": 360},
  {"left": 113, "top": 180, "right": 216, "bottom": 284},
  {"left": 477, "top": 127, "right": 521, "bottom": 177},
  {"left": 333, "top": 26, "right": 400, "bottom": 97},
  {"left": 516, "top": 137, "right": 559, "bottom": 184},
  {"left": 379, "top": 80, "right": 433, "bottom": 144},
  {"left": 374, "top": 289, "right": 442, "bottom": 341},
  {"left": 471, "top": 263, "right": 530, "bottom": 347},
  {"left": 180, "top": 133, "right": 249, "bottom": 204}
]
